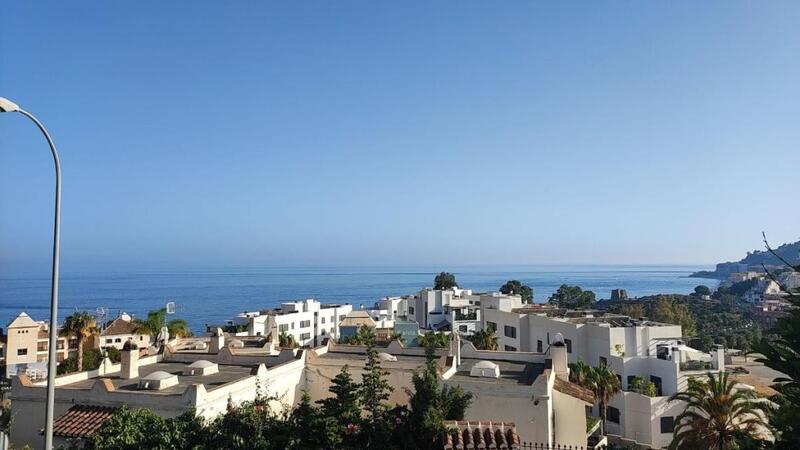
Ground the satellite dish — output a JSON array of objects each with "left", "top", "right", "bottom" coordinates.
[{"left": 166, "top": 301, "right": 176, "bottom": 315}]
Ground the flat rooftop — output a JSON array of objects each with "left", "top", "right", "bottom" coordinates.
[
  {"left": 452, "top": 358, "right": 544, "bottom": 385},
  {"left": 58, "top": 361, "right": 255, "bottom": 395}
]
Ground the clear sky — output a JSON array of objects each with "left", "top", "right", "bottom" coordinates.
[{"left": 1, "top": 2, "right": 798, "bottom": 270}]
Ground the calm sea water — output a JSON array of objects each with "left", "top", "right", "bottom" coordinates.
[{"left": 0, "top": 265, "right": 718, "bottom": 333}]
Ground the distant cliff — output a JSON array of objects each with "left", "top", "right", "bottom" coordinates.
[{"left": 691, "top": 240, "right": 800, "bottom": 279}]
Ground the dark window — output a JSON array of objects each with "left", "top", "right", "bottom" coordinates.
[
  {"left": 650, "top": 375, "right": 663, "bottom": 396},
  {"left": 627, "top": 375, "right": 637, "bottom": 388},
  {"left": 564, "top": 339, "right": 572, "bottom": 354},
  {"left": 459, "top": 325, "right": 468, "bottom": 332},
  {"left": 105, "top": 339, "right": 113, "bottom": 344},
  {"left": 300, "top": 332, "right": 311, "bottom": 340},
  {"left": 504, "top": 325, "right": 516, "bottom": 338},
  {"left": 660, "top": 416, "right": 675, "bottom": 433},
  {"left": 537, "top": 340, "right": 543, "bottom": 352},
  {"left": 408, "top": 307, "right": 415, "bottom": 315},
  {"left": 607, "top": 406, "right": 621, "bottom": 424},
  {"left": 546, "top": 332, "right": 550, "bottom": 344},
  {"left": 17, "top": 348, "right": 28, "bottom": 356},
  {"left": 599, "top": 356, "right": 608, "bottom": 366},
  {"left": 505, "top": 345, "right": 517, "bottom": 351},
  {"left": 486, "top": 321, "right": 497, "bottom": 332}
]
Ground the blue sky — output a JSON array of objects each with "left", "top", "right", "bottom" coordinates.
[{"left": 1, "top": 2, "right": 798, "bottom": 270}]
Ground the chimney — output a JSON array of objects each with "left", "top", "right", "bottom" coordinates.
[
  {"left": 120, "top": 339, "right": 139, "bottom": 379},
  {"left": 711, "top": 344, "right": 725, "bottom": 370},
  {"left": 210, "top": 327, "right": 225, "bottom": 353},
  {"left": 672, "top": 346, "right": 682, "bottom": 369},
  {"left": 551, "top": 333, "right": 569, "bottom": 377}
]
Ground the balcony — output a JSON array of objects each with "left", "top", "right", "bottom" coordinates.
[{"left": 680, "top": 360, "right": 713, "bottom": 371}]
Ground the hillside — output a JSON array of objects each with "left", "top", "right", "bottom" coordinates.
[{"left": 690, "top": 239, "right": 800, "bottom": 279}]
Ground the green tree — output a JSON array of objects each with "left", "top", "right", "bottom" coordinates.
[
  {"left": 134, "top": 308, "right": 192, "bottom": 339},
  {"left": 694, "top": 285, "right": 712, "bottom": 296},
  {"left": 278, "top": 332, "right": 298, "bottom": 349},
  {"left": 586, "top": 363, "right": 621, "bottom": 435},
  {"left": 548, "top": 284, "right": 596, "bottom": 309},
  {"left": 469, "top": 329, "right": 498, "bottom": 350},
  {"left": 406, "top": 342, "right": 473, "bottom": 449},
  {"left": 358, "top": 327, "right": 394, "bottom": 447},
  {"left": 85, "top": 406, "right": 206, "bottom": 450},
  {"left": 288, "top": 391, "right": 341, "bottom": 449},
  {"left": 341, "top": 325, "right": 375, "bottom": 345},
  {"left": 418, "top": 331, "right": 449, "bottom": 349},
  {"left": 317, "top": 365, "right": 362, "bottom": 429},
  {"left": 668, "top": 372, "right": 770, "bottom": 450},
  {"left": 59, "top": 311, "right": 98, "bottom": 372},
  {"left": 569, "top": 360, "right": 593, "bottom": 387},
  {"left": 499, "top": 280, "right": 533, "bottom": 303},
  {"left": 433, "top": 272, "right": 457, "bottom": 290}
]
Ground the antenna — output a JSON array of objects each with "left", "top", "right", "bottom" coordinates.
[{"left": 166, "top": 301, "right": 176, "bottom": 315}]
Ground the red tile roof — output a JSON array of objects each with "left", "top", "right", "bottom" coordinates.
[
  {"left": 441, "top": 420, "right": 520, "bottom": 449},
  {"left": 553, "top": 376, "right": 595, "bottom": 404},
  {"left": 101, "top": 317, "right": 138, "bottom": 336},
  {"left": 53, "top": 404, "right": 118, "bottom": 438}
]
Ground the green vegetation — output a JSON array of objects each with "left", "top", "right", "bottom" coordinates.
[
  {"left": 57, "top": 348, "right": 104, "bottom": 375},
  {"left": 568, "top": 361, "right": 620, "bottom": 435},
  {"left": 59, "top": 311, "right": 98, "bottom": 372},
  {"left": 433, "top": 272, "right": 457, "bottom": 290},
  {"left": 134, "top": 308, "right": 192, "bottom": 339},
  {"left": 468, "top": 328, "right": 498, "bottom": 350},
  {"left": 668, "top": 372, "right": 770, "bottom": 450},
  {"left": 499, "top": 279, "right": 533, "bottom": 303},
  {"left": 278, "top": 332, "right": 298, "bottom": 349},
  {"left": 417, "top": 331, "right": 449, "bottom": 349},
  {"left": 628, "top": 376, "right": 657, "bottom": 397},
  {"left": 548, "top": 284, "right": 596, "bottom": 309},
  {"left": 340, "top": 325, "right": 375, "bottom": 346},
  {"left": 693, "top": 285, "right": 712, "bottom": 296}
]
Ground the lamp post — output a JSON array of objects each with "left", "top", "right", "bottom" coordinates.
[{"left": 0, "top": 97, "right": 61, "bottom": 450}]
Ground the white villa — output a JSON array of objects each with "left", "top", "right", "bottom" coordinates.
[{"left": 230, "top": 299, "right": 352, "bottom": 347}]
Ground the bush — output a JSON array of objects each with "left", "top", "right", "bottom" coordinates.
[{"left": 56, "top": 348, "right": 104, "bottom": 375}]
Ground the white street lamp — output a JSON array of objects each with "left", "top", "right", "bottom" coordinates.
[{"left": 0, "top": 97, "right": 62, "bottom": 450}]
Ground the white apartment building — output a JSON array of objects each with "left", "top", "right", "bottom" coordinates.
[
  {"left": 482, "top": 305, "right": 726, "bottom": 449},
  {"left": 408, "top": 288, "right": 514, "bottom": 334},
  {"left": 233, "top": 299, "right": 352, "bottom": 347}
]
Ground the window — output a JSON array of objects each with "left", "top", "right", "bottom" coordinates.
[
  {"left": 486, "top": 321, "right": 497, "bottom": 332},
  {"left": 607, "top": 406, "right": 621, "bottom": 424},
  {"left": 300, "top": 332, "right": 311, "bottom": 341},
  {"left": 537, "top": 340, "right": 543, "bottom": 352},
  {"left": 627, "top": 375, "right": 637, "bottom": 388},
  {"left": 321, "top": 317, "right": 326, "bottom": 324},
  {"left": 300, "top": 320, "right": 311, "bottom": 328},
  {"left": 660, "top": 417, "right": 675, "bottom": 433},
  {"left": 321, "top": 329, "right": 326, "bottom": 335},
  {"left": 140, "top": 336, "right": 144, "bottom": 341},
  {"left": 106, "top": 339, "right": 113, "bottom": 344},
  {"left": 599, "top": 356, "right": 608, "bottom": 366},
  {"left": 115, "top": 338, "right": 122, "bottom": 343},
  {"left": 504, "top": 345, "right": 517, "bottom": 351},
  {"left": 564, "top": 338, "right": 572, "bottom": 354},
  {"left": 331, "top": 316, "right": 335, "bottom": 323},
  {"left": 408, "top": 306, "right": 415, "bottom": 315},
  {"left": 17, "top": 348, "right": 28, "bottom": 356},
  {"left": 278, "top": 324, "right": 289, "bottom": 333},
  {"left": 504, "top": 325, "right": 516, "bottom": 338},
  {"left": 38, "top": 342, "right": 47, "bottom": 352},
  {"left": 291, "top": 322, "right": 295, "bottom": 330}
]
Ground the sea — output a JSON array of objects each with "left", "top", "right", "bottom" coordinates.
[{"left": 0, "top": 265, "right": 719, "bottom": 334}]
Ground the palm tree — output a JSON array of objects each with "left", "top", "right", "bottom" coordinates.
[
  {"left": 134, "top": 308, "right": 192, "bottom": 339},
  {"left": 587, "top": 363, "right": 621, "bottom": 435},
  {"left": 569, "top": 359, "right": 593, "bottom": 386},
  {"left": 669, "top": 372, "right": 770, "bottom": 450},
  {"left": 469, "top": 329, "right": 498, "bottom": 350},
  {"left": 59, "top": 311, "right": 98, "bottom": 372}
]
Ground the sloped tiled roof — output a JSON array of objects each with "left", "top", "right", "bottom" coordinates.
[
  {"left": 339, "top": 311, "right": 376, "bottom": 328},
  {"left": 101, "top": 317, "right": 138, "bottom": 336},
  {"left": 53, "top": 405, "right": 118, "bottom": 438},
  {"left": 441, "top": 420, "right": 520, "bottom": 449},
  {"left": 553, "top": 376, "right": 595, "bottom": 404}
]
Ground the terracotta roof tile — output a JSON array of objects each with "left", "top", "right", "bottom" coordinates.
[
  {"left": 554, "top": 376, "right": 595, "bottom": 404},
  {"left": 441, "top": 420, "right": 520, "bottom": 449},
  {"left": 101, "top": 317, "right": 138, "bottom": 336},
  {"left": 53, "top": 404, "right": 118, "bottom": 438}
]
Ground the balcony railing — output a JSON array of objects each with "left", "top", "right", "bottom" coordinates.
[{"left": 680, "top": 360, "right": 713, "bottom": 371}]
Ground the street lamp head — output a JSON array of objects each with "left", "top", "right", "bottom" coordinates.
[{"left": 0, "top": 97, "right": 20, "bottom": 112}]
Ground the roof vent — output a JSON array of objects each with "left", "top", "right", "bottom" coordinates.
[
  {"left": 183, "top": 360, "right": 219, "bottom": 376},
  {"left": 137, "top": 371, "right": 179, "bottom": 390},
  {"left": 470, "top": 360, "right": 500, "bottom": 378}
]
